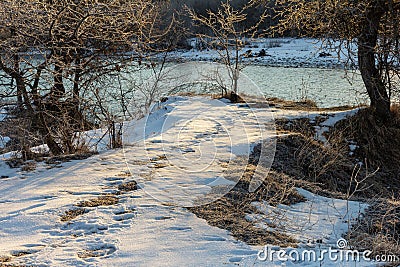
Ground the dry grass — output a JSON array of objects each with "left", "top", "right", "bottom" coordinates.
[
  {"left": 189, "top": 196, "right": 298, "bottom": 246},
  {"left": 77, "top": 245, "right": 116, "bottom": 259},
  {"left": 259, "top": 134, "right": 356, "bottom": 197},
  {"left": 271, "top": 108, "right": 400, "bottom": 257},
  {"left": 20, "top": 161, "right": 36, "bottom": 172},
  {"left": 267, "top": 97, "right": 361, "bottom": 111},
  {"left": 77, "top": 250, "right": 98, "bottom": 259},
  {"left": 118, "top": 181, "right": 138, "bottom": 192},
  {"left": 331, "top": 108, "right": 400, "bottom": 170},
  {"left": 76, "top": 195, "right": 119, "bottom": 207},
  {"left": 150, "top": 155, "right": 167, "bottom": 161},
  {"left": 328, "top": 108, "right": 400, "bottom": 197},
  {"left": 0, "top": 251, "right": 33, "bottom": 266},
  {"left": 275, "top": 117, "right": 320, "bottom": 138},
  {"left": 9, "top": 252, "right": 30, "bottom": 258},
  {"left": 152, "top": 163, "right": 169, "bottom": 169},
  {"left": 60, "top": 208, "right": 88, "bottom": 222},
  {"left": 188, "top": 157, "right": 304, "bottom": 246},
  {"left": 116, "top": 171, "right": 132, "bottom": 177},
  {"left": 45, "top": 153, "right": 96, "bottom": 165},
  {"left": 348, "top": 199, "right": 400, "bottom": 263}
]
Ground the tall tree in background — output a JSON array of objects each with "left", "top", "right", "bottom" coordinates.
[{"left": 273, "top": 0, "right": 400, "bottom": 120}]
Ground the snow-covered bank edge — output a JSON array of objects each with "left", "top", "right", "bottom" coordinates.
[{"left": 162, "top": 38, "right": 357, "bottom": 69}]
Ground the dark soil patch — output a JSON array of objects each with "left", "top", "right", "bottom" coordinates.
[
  {"left": 45, "top": 152, "right": 97, "bottom": 165},
  {"left": 117, "top": 181, "right": 138, "bottom": 192},
  {"left": 76, "top": 195, "right": 118, "bottom": 207},
  {"left": 60, "top": 208, "right": 89, "bottom": 222}
]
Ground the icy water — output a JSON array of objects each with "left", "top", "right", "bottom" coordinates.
[
  {"left": 126, "top": 64, "right": 367, "bottom": 108},
  {"left": 0, "top": 65, "right": 367, "bottom": 109},
  {"left": 125, "top": 64, "right": 367, "bottom": 108},
  {"left": 243, "top": 66, "right": 367, "bottom": 108}
]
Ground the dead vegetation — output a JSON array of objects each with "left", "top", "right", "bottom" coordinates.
[
  {"left": 189, "top": 156, "right": 304, "bottom": 246},
  {"left": 77, "top": 244, "right": 116, "bottom": 259},
  {"left": 0, "top": 250, "right": 33, "bottom": 267},
  {"left": 190, "top": 106, "right": 400, "bottom": 251},
  {"left": 189, "top": 195, "right": 298, "bottom": 246},
  {"left": 330, "top": 108, "right": 400, "bottom": 172},
  {"left": 266, "top": 97, "right": 360, "bottom": 111},
  {"left": 271, "top": 107, "right": 400, "bottom": 256},
  {"left": 60, "top": 208, "right": 89, "bottom": 222},
  {"left": 5, "top": 152, "right": 97, "bottom": 174},
  {"left": 118, "top": 181, "right": 138, "bottom": 192},
  {"left": 348, "top": 199, "right": 400, "bottom": 260},
  {"left": 76, "top": 195, "right": 119, "bottom": 208}
]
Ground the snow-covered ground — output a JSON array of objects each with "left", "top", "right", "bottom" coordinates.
[
  {"left": 0, "top": 96, "right": 379, "bottom": 266},
  {"left": 168, "top": 38, "right": 356, "bottom": 68}
]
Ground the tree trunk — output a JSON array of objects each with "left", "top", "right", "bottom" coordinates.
[
  {"left": 35, "top": 110, "right": 63, "bottom": 155},
  {"left": 357, "top": 1, "right": 391, "bottom": 120},
  {"left": 13, "top": 54, "right": 23, "bottom": 108},
  {"left": 52, "top": 63, "right": 65, "bottom": 98}
]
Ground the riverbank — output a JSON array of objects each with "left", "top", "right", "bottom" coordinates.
[{"left": 164, "top": 38, "right": 357, "bottom": 69}]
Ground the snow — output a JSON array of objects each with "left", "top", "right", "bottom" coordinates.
[
  {"left": 0, "top": 135, "right": 10, "bottom": 149},
  {"left": 167, "top": 38, "right": 356, "bottom": 68},
  {"left": 314, "top": 108, "right": 360, "bottom": 143},
  {"left": 122, "top": 96, "right": 276, "bottom": 206},
  {"left": 0, "top": 108, "right": 8, "bottom": 122},
  {"left": 0, "top": 96, "right": 375, "bottom": 266},
  {"left": 250, "top": 188, "right": 367, "bottom": 245},
  {"left": 246, "top": 188, "right": 374, "bottom": 266}
]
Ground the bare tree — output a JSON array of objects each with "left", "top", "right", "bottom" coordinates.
[
  {"left": 188, "top": 0, "right": 267, "bottom": 101},
  {"left": 272, "top": 0, "right": 400, "bottom": 121},
  {"left": 0, "top": 0, "right": 174, "bottom": 155}
]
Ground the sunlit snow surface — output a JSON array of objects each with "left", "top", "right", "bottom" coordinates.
[{"left": 0, "top": 97, "right": 375, "bottom": 266}]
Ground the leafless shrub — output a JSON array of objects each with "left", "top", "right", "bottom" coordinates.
[
  {"left": 0, "top": 0, "right": 177, "bottom": 155},
  {"left": 187, "top": 0, "right": 267, "bottom": 99}
]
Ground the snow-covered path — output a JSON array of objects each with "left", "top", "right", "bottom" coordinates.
[
  {"left": 0, "top": 146, "right": 262, "bottom": 266},
  {"left": 0, "top": 97, "right": 270, "bottom": 266},
  {"left": 0, "top": 96, "right": 374, "bottom": 266}
]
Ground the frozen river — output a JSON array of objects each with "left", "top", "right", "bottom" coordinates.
[{"left": 243, "top": 66, "right": 366, "bottom": 107}]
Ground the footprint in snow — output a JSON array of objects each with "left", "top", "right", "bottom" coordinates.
[
  {"left": 167, "top": 226, "right": 192, "bottom": 231},
  {"left": 78, "top": 243, "right": 117, "bottom": 259}
]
